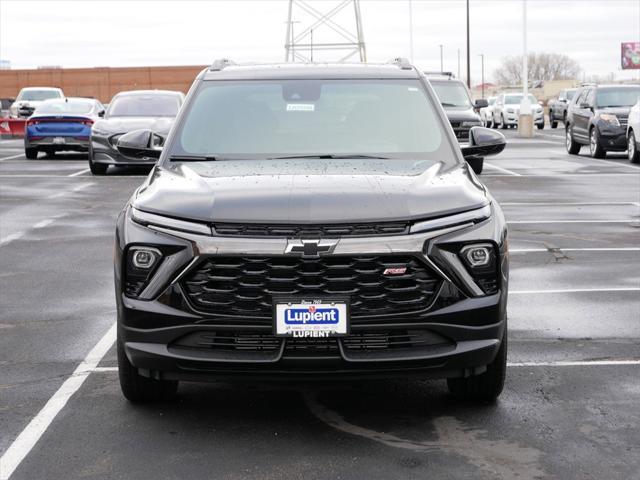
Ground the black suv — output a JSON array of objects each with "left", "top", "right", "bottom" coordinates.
[
  {"left": 565, "top": 84, "right": 640, "bottom": 158},
  {"left": 426, "top": 73, "right": 488, "bottom": 169},
  {"left": 114, "top": 58, "right": 509, "bottom": 404}
]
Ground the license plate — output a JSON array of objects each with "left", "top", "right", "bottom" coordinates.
[
  {"left": 275, "top": 300, "right": 348, "bottom": 337},
  {"left": 53, "top": 137, "right": 65, "bottom": 144}
]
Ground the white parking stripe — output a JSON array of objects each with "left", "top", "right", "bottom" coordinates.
[
  {"left": 501, "top": 202, "right": 639, "bottom": 206},
  {"left": 67, "top": 168, "right": 90, "bottom": 177},
  {"left": 0, "top": 153, "right": 25, "bottom": 162},
  {"left": 484, "top": 162, "right": 522, "bottom": 176},
  {"left": 508, "top": 360, "right": 640, "bottom": 367},
  {"left": 0, "top": 323, "right": 116, "bottom": 480},
  {"left": 510, "top": 247, "right": 640, "bottom": 253},
  {"left": 511, "top": 287, "right": 640, "bottom": 294},
  {"left": 508, "top": 219, "right": 637, "bottom": 224}
]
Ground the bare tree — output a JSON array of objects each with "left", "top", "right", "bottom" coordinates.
[{"left": 493, "top": 52, "right": 580, "bottom": 85}]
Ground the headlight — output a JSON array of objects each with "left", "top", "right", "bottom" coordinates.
[
  {"left": 461, "top": 121, "right": 482, "bottom": 127},
  {"left": 125, "top": 246, "right": 163, "bottom": 297},
  {"left": 410, "top": 204, "right": 491, "bottom": 234},
  {"left": 600, "top": 114, "right": 620, "bottom": 126},
  {"left": 131, "top": 207, "right": 212, "bottom": 235},
  {"left": 459, "top": 243, "right": 498, "bottom": 295}
]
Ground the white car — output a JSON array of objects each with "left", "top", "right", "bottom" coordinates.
[
  {"left": 627, "top": 99, "right": 640, "bottom": 163},
  {"left": 493, "top": 93, "right": 544, "bottom": 130},
  {"left": 479, "top": 96, "right": 496, "bottom": 127},
  {"left": 9, "top": 87, "right": 64, "bottom": 118}
]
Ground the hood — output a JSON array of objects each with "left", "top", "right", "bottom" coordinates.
[
  {"left": 598, "top": 106, "right": 631, "bottom": 116},
  {"left": 133, "top": 158, "right": 488, "bottom": 224},
  {"left": 94, "top": 116, "right": 174, "bottom": 134},
  {"left": 442, "top": 108, "right": 481, "bottom": 123}
]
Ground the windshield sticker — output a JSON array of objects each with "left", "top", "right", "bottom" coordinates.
[{"left": 286, "top": 103, "right": 315, "bottom": 112}]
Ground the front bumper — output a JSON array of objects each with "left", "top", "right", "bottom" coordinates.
[
  {"left": 598, "top": 127, "right": 627, "bottom": 151},
  {"left": 115, "top": 204, "right": 509, "bottom": 381},
  {"left": 504, "top": 111, "right": 544, "bottom": 125}
]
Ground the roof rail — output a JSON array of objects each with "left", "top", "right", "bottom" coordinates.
[
  {"left": 209, "top": 58, "right": 236, "bottom": 71},
  {"left": 387, "top": 57, "right": 413, "bottom": 70},
  {"left": 424, "top": 71, "right": 455, "bottom": 78},
  {"left": 580, "top": 82, "right": 597, "bottom": 87}
]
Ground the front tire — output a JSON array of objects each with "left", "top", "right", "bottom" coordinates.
[
  {"left": 117, "top": 338, "right": 178, "bottom": 403},
  {"left": 536, "top": 122, "right": 544, "bottom": 130},
  {"left": 551, "top": 120, "right": 558, "bottom": 129},
  {"left": 88, "top": 148, "right": 108, "bottom": 175},
  {"left": 447, "top": 328, "right": 507, "bottom": 402},
  {"left": 628, "top": 131, "right": 640, "bottom": 163},
  {"left": 566, "top": 124, "right": 581, "bottom": 154},
  {"left": 589, "top": 127, "right": 606, "bottom": 159},
  {"left": 25, "top": 147, "right": 38, "bottom": 159}
]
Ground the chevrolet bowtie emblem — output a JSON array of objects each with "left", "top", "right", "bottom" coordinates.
[{"left": 285, "top": 239, "right": 338, "bottom": 257}]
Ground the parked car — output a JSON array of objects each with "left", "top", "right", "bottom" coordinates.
[
  {"left": 24, "top": 97, "right": 105, "bottom": 159},
  {"left": 625, "top": 99, "right": 640, "bottom": 163},
  {"left": 479, "top": 96, "right": 496, "bottom": 128},
  {"left": 9, "top": 87, "right": 64, "bottom": 118},
  {"left": 114, "top": 58, "right": 509, "bottom": 404},
  {"left": 548, "top": 88, "right": 577, "bottom": 128},
  {"left": 426, "top": 73, "right": 487, "bottom": 142},
  {"left": 492, "top": 93, "right": 544, "bottom": 130},
  {"left": 89, "top": 90, "right": 184, "bottom": 175},
  {"left": 565, "top": 84, "right": 640, "bottom": 158}
]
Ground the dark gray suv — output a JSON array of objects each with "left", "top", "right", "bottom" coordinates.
[{"left": 113, "top": 58, "right": 509, "bottom": 404}]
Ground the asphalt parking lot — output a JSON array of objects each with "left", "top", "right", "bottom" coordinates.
[{"left": 1, "top": 126, "right": 639, "bottom": 480}]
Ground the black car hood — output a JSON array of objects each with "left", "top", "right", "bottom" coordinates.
[
  {"left": 442, "top": 107, "right": 481, "bottom": 123},
  {"left": 133, "top": 159, "right": 487, "bottom": 224},
  {"left": 93, "top": 116, "right": 174, "bottom": 134}
]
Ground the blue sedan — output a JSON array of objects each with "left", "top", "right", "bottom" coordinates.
[{"left": 24, "top": 97, "right": 105, "bottom": 159}]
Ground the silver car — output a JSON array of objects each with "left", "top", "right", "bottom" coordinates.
[{"left": 9, "top": 87, "right": 64, "bottom": 118}]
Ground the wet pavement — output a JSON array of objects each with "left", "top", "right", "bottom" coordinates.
[{"left": 1, "top": 127, "right": 639, "bottom": 480}]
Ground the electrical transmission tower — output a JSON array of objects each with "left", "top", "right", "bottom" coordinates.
[{"left": 284, "top": 0, "right": 366, "bottom": 63}]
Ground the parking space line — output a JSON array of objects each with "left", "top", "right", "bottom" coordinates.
[
  {"left": 483, "top": 173, "right": 638, "bottom": 177},
  {"left": 484, "top": 162, "right": 521, "bottom": 176},
  {"left": 583, "top": 156, "right": 640, "bottom": 171},
  {"left": 510, "top": 247, "right": 640, "bottom": 253},
  {"left": 511, "top": 287, "right": 640, "bottom": 294},
  {"left": 0, "top": 153, "right": 25, "bottom": 162},
  {"left": 67, "top": 168, "right": 90, "bottom": 177},
  {"left": 0, "top": 323, "right": 116, "bottom": 480},
  {"left": 508, "top": 360, "right": 640, "bottom": 367},
  {"left": 501, "top": 202, "right": 639, "bottom": 206},
  {"left": 507, "top": 219, "right": 637, "bottom": 224}
]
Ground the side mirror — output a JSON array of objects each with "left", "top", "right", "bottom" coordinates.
[
  {"left": 116, "top": 129, "right": 163, "bottom": 160},
  {"left": 474, "top": 99, "right": 489, "bottom": 109},
  {"left": 461, "top": 127, "right": 506, "bottom": 168},
  {"left": 98, "top": 110, "right": 105, "bottom": 118},
  {"left": 580, "top": 102, "right": 591, "bottom": 109}
]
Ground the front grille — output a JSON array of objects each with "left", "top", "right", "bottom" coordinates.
[
  {"left": 171, "top": 329, "right": 451, "bottom": 357},
  {"left": 618, "top": 115, "right": 628, "bottom": 128},
  {"left": 182, "top": 255, "right": 441, "bottom": 320},
  {"left": 213, "top": 222, "right": 409, "bottom": 237}
]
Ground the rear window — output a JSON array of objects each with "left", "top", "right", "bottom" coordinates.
[
  {"left": 596, "top": 87, "right": 640, "bottom": 108},
  {"left": 169, "top": 79, "right": 456, "bottom": 164},
  {"left": 35, "top": 99, "right": 94, "bottom": 115},
  {"left": 19, "top": 89, "right": 62, "bottom": 101},
  {"left": 108, "top": 94, "right": 181, "bottom": 117}
]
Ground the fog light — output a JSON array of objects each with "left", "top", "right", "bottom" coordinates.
[
  {"left": 131, "top": 247, "right": 160, "bottom": 269},
  {"left": 463, "top": 245, "right": 491, "bottom": 267}
]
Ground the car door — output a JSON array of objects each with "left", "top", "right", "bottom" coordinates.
[
  {"left": 553, "top": 91, "right": 566, "bottom": 119},
  {"left": 572, "top": 88, "right": 593, "bottom": 142}
]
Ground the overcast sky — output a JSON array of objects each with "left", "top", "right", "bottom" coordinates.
[{"left": 1, "top": 0, "right": 639, "bottom": 82}]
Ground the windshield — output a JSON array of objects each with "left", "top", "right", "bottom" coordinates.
[
  {"left": 35, "top": 99, "right": 94, "bottom": 115},
  {"left": 19, "top": 90, "right": 62, "bottom": 101},
  {"left": 566, "top": 90, "right": 576, "bottom": 100},
  {"left": 169, "top": 79, "right": 456, "bottom": 163},
  {"left": 505, "top": 94, "right": 537, "bottom": 105},
  {"left": 596, "top": 87, "right": 640, "bottom": 108},
  {"left": 107, "top": 94, "right": 180, "bottom": 117},
  {"left": 430, "top": 81, "right": 473, "bottom": 108}
]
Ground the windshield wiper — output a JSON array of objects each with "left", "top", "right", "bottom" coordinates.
[
  {"left": 169, "top": 155, "right": 223, "bottom": 162},
  {"left": 268, "top": 154, "right": 389, "bottom": 160}
]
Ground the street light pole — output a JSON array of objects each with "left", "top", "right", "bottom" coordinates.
[
  {"left": 518, "top": 0, "right": 533, "bottom": 137},
  {"left": 478, "top": 53, "right": 484, "bottom": 98},
  {"left": 409, "top": 0, "right": 414, "bottom": 63},
  {"left": 457, "top": 48, "right": 460, "bottom": 78},
  {"left": 439, "top": 44, "right": 444, "bottom": 72},
  {"left": 466, "top": 0, "right": 471, "bottom": 88}
]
